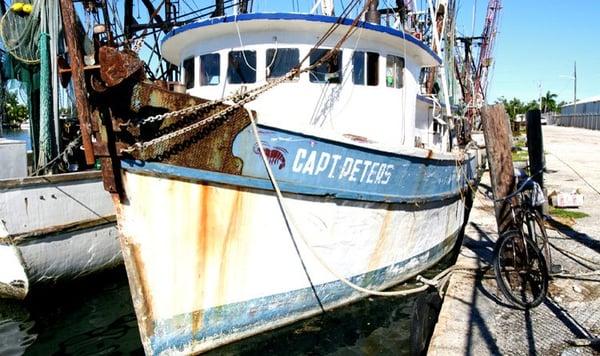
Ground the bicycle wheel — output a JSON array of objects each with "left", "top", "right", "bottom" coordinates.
[
  {"left": 493, "top": 231, "right": 549, "bottom": 308},
  {"left": 524, "top": 210, "right": 552, "bottom": 271}
]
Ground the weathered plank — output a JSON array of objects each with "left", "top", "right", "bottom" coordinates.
[
  {"left": 481, "top": 104, "right": 515, "bottom": 234},
  {"left": 0, "top": 174, "right": 114, "bottom": 235},
  {"left": 59, "top": 0, "right": 95, "bottom": 165}
]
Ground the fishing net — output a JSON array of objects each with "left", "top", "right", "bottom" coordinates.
[{"left": 0, "top": 0, "right": 42, "bottom": 64}]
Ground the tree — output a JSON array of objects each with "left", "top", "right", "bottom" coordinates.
[
  {"left": 541, "top": 91, "right": 558, "bottom": 113},
  {"left": 496, "top": 96, "right": 524, "bottom": 119},
  {"left": 2, "top": 91, "right": 28, "bottom": 128}
]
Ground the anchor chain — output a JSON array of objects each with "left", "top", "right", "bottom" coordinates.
[{"left": 122, "top": 72, "right": 297, "bottom": 160}]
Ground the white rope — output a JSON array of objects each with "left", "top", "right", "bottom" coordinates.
[
  {"left": 234, "top": 14, "right": 258, "bottom": 72},
  {"left": 246, "top": 107, "right": 452, "bottom": 297}
]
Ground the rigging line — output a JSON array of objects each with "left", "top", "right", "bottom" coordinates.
[
  {"left": 133, "top": 0, "right": 373, "bottom": 135},
  {"left": 246, "top": 107, "right": 442, "bottom": 299},
  {"left": 246, "top": 108, "right": 325, "bottom": 313},
  {"left": 180, "top": 0, "right": 198, "bottom": 15},
  {"left": 301, "top": 0, "right": 371, "bottom": 71},
  {"left": 233, "top": 13, "right": 257, "bottom": 71},
  {"left": 108, "top": 0, "right": 124, "bottom": 34},
  {"left": 547, "top": 151, "right": 600, "bottom": 197},
  {"left": 298, "top": 0, "right": 363, "bottom": 67},
  {"left": 176, "top": 0, "right": 234, "bottom": 22}
]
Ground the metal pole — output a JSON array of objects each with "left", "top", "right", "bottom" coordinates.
[
  {"left": 573, "top": 61, "right": 577, "bottom": 115},
  {"left": 538, "top": 81, "right": 542, "bottom": 111}
]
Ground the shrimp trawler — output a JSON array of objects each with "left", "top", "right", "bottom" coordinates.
[{"left": 67, "top": 0, "right": 481, "bottom": 354}]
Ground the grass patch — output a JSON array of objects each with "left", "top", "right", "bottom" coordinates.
[
  {"left": 549, "top": 207, "right": 589, "bottom": 219},
  {"left": 514, "top": 139, "right": 527, "bottom": 148},
  {"left": 512, "top": 150, "right": 529, "bottom": 162}
]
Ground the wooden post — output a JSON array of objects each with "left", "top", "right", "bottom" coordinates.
[
  {"left": 526, "top": 109, "right": 544, "bottom": 188},
  {"left": 481, "top": 104, "right": 515, "bottom": 234},
  {"left": 59, "top": 0, "right": 95, "bottom": 165}
]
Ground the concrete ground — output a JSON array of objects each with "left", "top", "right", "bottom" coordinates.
[{"left": 428, "top": 125, "right": 600, "bottom": 355}]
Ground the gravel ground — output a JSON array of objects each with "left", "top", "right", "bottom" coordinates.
[{"left": 428, "top": 125, "right": 600, "bottom": 356}]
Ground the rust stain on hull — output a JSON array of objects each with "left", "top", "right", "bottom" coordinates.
[
  {"left": 368, "top": 207, "right": 394, "bottom": 271},
  {"left": 129, "top": 242, "right": 156, "bottom": 339}
]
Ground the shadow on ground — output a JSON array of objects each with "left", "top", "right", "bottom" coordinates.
[{"left": 457, "top": 219, "right": 600, "bottom": 355}]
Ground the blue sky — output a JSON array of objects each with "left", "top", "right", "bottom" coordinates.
[
  {"left": 97, "top": 0, "right": 598, "bottom": 104},
  {"left": 181, "top": 1, "right": 598, "bottom": 104},
  {"left": 466, "top": 0, "right": 600, "bottom": 104}
]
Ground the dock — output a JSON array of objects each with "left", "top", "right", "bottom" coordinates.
[{"left": 429, "top": 125, "right": 600, "bottom": 355}]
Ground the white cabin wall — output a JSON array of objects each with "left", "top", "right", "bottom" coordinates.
[
  {"left": 414, "top": 100, "right": 431, "bottom": 147},
  {"left": 179, "top": 23, "right": 437, "bottom": 152}
]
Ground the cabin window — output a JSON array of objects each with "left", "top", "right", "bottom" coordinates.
[
  {"left": 183, "top": 57, "right": 195, "bottom": 89},
  {"left": 386, "top": 55, "right": 404, "bottom": 89},
  {"left": 266, "top": 48, "right": 299, "bottom": 80},
  {"left": 227, "top": 50, "right": 256, "bottom": 84},
  {"left": 352, "top": 51, "right": 379, "bottom": 86},
  {"left": 309, "top": 49, "right": 342, "bottom": 84},
  {"left": 200, "top": 53, "right": 220, "bottom": 86}
]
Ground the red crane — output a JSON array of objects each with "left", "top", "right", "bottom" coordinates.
[
  {"left": 475, "top": 0, "right": 502, "bottom": 103},
  {"left": 454, "top": 0, "right": 502, "bottom": 143}
]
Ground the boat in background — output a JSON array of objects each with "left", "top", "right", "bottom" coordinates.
[
  {"left": 0, "top": 0, "right": 124, "bottom": 299},
  {"left": 0, "top": 171, "right": 121, "bottom": 299}
]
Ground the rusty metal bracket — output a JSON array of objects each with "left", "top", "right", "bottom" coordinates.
[{"left": 99, "top": 46, "right": 145, "bottom": 87}]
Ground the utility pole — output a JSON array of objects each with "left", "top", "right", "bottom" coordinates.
[
  {"left": 573, "top": 61, "right": 577, "bottom": 116},
  {"left": 538, "top": 81, "right": 542, "bottom": 112}
]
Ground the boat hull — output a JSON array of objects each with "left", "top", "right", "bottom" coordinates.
[
  {"left": 117, "top": 156, "right": 469, "bottom": 354},
  {"left": 0, "top": 171, "right": 121, "bottom": 298}
]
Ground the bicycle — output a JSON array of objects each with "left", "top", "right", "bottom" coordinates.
[{"left": 492, "top": 170, "right": 551, "bottom": 309}]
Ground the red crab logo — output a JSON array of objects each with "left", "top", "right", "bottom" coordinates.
[{"left": 253, "top": 143, "right": 288, "bottom": 170}]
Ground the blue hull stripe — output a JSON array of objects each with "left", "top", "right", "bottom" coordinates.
[
  {"left": 148, "top": 231, "right": 459, "bottom": 354},
  {"left": 121, "top": 159, "right": 466, "bottom": 204},
  {"left": 122, "top": 125, "right": 473, "bottom": 203},
  {"left": 162, "top": 13, "right": 442, "bottom": 65}
]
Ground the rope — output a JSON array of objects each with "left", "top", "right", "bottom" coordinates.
[
  {"left": 246, "top": 107, "right": 459, "bottom": 297},
  {"left": 547, "top": 151, "right": 600, "bottom": 197},
  {"left": 125, "top": 0, "right": 377, "bottom": 156},
  {"left": 547, "top": 234, "right": 600, "bottom": 267},
  {"left": 246, "top": 106, "right": 324, "bottom": 312},
  {"left": 31, "top": 135, "right": 81, "bottom": 176}
]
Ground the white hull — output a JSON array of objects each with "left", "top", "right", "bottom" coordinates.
[
  {"left": 0, "top": 172, "right": 121, "bottom": 299},
  {"left": 118, "top": 169, "right": 466, "bottom": 354}
]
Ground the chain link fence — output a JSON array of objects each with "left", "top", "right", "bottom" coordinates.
[{"left": 549, "top": 113, "right": 600, "bottom": 131}]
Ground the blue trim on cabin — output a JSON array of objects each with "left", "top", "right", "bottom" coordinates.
[
  {"left": 416, "top": 94, "right": 435, "bottom": 105},
  {"left": 147, "top": 230, "right": 458, "bottom": 354},
  {"left": 122, "top": 125, "right": 475, "bottom": 204},
  {"left": 162, "top": 12, "right": 442, "bottom": 65}
]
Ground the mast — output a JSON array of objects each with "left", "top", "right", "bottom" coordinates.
[{"left": 366, "top": 0, "right": 380, "bottom": 23}]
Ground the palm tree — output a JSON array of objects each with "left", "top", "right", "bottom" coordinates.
[{"left": 541, "top": 91, "right": 558, "bottom": 113}]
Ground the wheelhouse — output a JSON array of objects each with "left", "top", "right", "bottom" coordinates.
[{"left": 162, "top": 13, "right": 450, "bottom": 154}]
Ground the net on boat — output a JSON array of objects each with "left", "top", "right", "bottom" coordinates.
[{"left": 0, "top": 0, "right": 41, "bottom": 64}]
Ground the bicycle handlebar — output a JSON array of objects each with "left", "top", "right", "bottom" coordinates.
[{"left": 494, "top": 168, "right": 545, "bottom": 203}]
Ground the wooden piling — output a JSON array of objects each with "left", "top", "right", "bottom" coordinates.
[
  {"left": 526, "top": 109, "right": 545, "bottom": 187},
  {"left": 481, "top": 104, "right": 515, "bottom": 234}
]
